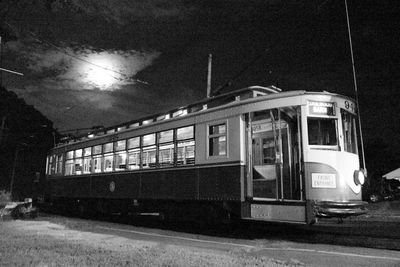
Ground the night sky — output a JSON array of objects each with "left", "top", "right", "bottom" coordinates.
[{"left": 1, "top": 0, "right": 399, "bottom": 176}]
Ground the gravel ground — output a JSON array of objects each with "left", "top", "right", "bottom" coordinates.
[
  {"left": 0, "top": 219, "right": 305, "bottom": 267},
  {"left": 0, "top": 200, "right": 398, "bottom": 266}
]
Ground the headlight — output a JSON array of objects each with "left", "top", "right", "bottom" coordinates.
[{"left": 353, "top": 170, "right": 365, "bottom": 185}]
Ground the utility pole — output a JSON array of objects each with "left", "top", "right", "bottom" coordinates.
[
  {"left": 9, "top": 147, "right": 19, "bottom": 200},
  {"left": 206, "top": 54, "right": 212, "bottom": 98},
  {"left": 0, "top": 36, "right": 2, "bottom": 86},
  {"left": 0, "top": 115, "right": 6, "bottom": 145}
]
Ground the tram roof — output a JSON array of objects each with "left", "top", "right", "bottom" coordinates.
[{"left": 56, "top": 85, "right": 347, "bottom": 147}]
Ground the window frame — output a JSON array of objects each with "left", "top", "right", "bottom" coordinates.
[
  {"left": 128, "top": 148, "right": 141, "bottom": 170},
  {"left": 59, "top": 124, "right": 197, "bottom": 176},
  {"left": 176, "top": 125, "right": 195, "bottom": 165},
  {"left": 207, "top": 121, "right": 228, "bottom": 158},
  {"left": 307, "top": 117, "right": 339, "bottom": 151},
  {"left": 341, "top": 110, "right": 358, "bottom": 154}
]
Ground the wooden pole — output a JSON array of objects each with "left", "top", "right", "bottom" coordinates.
[{"left": 207, "top": 54, "right": 212, "bottom": 98}]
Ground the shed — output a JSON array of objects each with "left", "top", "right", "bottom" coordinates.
[{"left": 382, "top": 168, "right": 400, "bottom": 181}]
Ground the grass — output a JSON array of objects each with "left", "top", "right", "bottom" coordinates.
[{"left": 0, "top": 220, "right": 304, "bottom": 267}]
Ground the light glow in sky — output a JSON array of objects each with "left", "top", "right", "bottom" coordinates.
[
  {"left": 8, "top": 41, "right": 161, "bottom": 92},
  {"left": 82, "top": 55, "right": 122, "bottom": 90}
]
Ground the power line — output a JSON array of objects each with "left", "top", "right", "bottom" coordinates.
[
  {"left": 4, "top": 21, "right": 148, "bottom": 85},
  {"left": 0, "top": 67, "right": 23, "bottom": 76},
  {"left": 29, "top": 31, "right": 148, "bottom": 84}
]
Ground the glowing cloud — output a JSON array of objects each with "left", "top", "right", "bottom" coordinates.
[
  {"left": 83, "top": 57, "right": 119, "bottom": 89},
  {"left": 8, "top": 41, "right": 160, "bottom": 91}
]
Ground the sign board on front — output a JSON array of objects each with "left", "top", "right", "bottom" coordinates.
[
  {"left": 311, "top": 173, "right": 336, "bottom": 188},
  {"left": 308, "top": 101, "right": 335, "bottom": 116}
]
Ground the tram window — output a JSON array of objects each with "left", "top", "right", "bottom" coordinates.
[
  {"left": 83, "top": 156, "right": 92, "bottom": 174},
  {"left": 158, "top": 130, "right": 173, "bottom": 143},
  {"left": 115, "top": 152, "right": 127, "bottom": 171},
  {"left": 130, "top": 122, "right": 139, "bottom": 128},
  {"left": 157, "top": 114, "right": 170, "bottom": 121},
  {"left": 208, "top": 123, "right": 227, "bottom": 156},
  {"left": 142, "top": 146, "right": 156, "bottom": 168},
  {"left": 93, "top": 155, "right": 102, "bottom": 173},
  {"left": 177, "top": 126, "right": 194, "bottom": 140},
  {"left": 177, "top": 140, "right": 195, "bottom": 165},
  {"left": 66, "top": 151, "right": 74, "bottom": 159},
  {"left": 159, "top": 143, "right": 174, "bottom": 167},
  {"left": 74, "top": 149, "right": 83, "bottom": 175},
  {"left": 93, "top": 145, "right": 102, "bottom": 155},
  {"left": 56, "top": 154, "right": 63, "bottom": 174},
  {"left": 143, "top": 134, "right": 156, "bottom": 146},
  {"left": 142, "top": 119, "right": 153, "bottom": 125},
  {"left": 103, "top": 142, "right": 113, "bottom": 153},
  {"left": 115, "top": 140, "right": 126, "bottom": 151},
  {"left": 104, "top": 153, "right": 114, "bottom": 172},
  {"left": 75, "top": 149, "right": 82, "bottom": 158},
  {"left": 65, "top": 159, "right": 74, "bottom": 175},
  {"left": 74, "top": 158, "right": 83, "bottom": 175},
  {"left": 46, "top": 156, "right": 50, "bottom": 175},
  {"left": 308, "top": 118, "right": 338, "bottom": 147},
  {"left": 82, "top": 147, "right": 92, "bottom": 174},
  {"left": 84, "top": 147, "right": 92, "bottom": 156},
  {"left": 49, "top": 155, "right": 55, "bottom": 175},
  {"left": 177, "top": 126, "right": 195, "bottom": 165},
  {"left": 158, "top": 130, "right": 174, "bottom": 167},
  {"left": 128, "top": 137, "right": 140, "bottom": 149},
  {"left": 263, "top": 139, "right": 275, "bottom": 164},
  {"left": 173, "top": 109, "right": 187, "bottom": 117},
  {"left": 128, "top": 149, "right": 140, "bottom": 170},
  {"left": 53, "top": 155, "right": 58, "bottom": 174},
  {"left": 46, "top": 156, "right": 51, "bottom": 175},
  {"left": 48, "top": 155, "right": 53, "bottom": 175},
  {"left": 342, "top": 111, "right": 358, "bottom": 154}
]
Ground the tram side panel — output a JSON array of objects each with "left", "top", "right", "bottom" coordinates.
[
  {"left": 195, "top": 115, "right": 246, "bottom": 201},
  {"left": 48, "top": 115, "right": 245, "bottom": 204},
  {"left": 49, "top": 176, "right": 91, "bottom": 198}
]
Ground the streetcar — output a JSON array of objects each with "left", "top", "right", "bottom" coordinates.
[{"left": 45, "top": 85, "right": 368, "bottom": 224}]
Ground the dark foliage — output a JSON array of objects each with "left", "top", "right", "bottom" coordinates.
[{"left": 0, "top": 86, "right": 55, "bottom": 200}]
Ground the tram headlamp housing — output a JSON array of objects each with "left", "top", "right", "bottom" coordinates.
[{"left": 353, "top": 170, "right": 365, "bottom": 186}]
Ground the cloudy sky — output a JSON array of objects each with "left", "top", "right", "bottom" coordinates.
[{"left": 0, "top": 0, "right": 399, "bottom": 154}]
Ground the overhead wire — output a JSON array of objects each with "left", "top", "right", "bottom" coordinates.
[
  {"left": 4, "top": 21, "right": 148, "bottom": 85},
  {"left": 344, "top": 0, "right": 366, "bottom": 172}
]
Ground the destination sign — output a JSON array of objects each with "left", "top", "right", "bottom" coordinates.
[
  {"left": 308, "top": 101, "right": 335, "bottom": 116},
  {"left": 311, "top": 173, "right": 336, "bottom": 188}
]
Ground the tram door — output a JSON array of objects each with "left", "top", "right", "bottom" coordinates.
[{"left": 251, "top": 109, "right": 301, "bottom": 201}]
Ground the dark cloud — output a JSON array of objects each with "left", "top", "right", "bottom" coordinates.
[{"left": 1, "top": 0, "right": 399, "bottom": 153}]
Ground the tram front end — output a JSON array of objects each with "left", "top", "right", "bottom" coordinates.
[{"left": 303, "top": 96, "right": 368, "bottom": 220}]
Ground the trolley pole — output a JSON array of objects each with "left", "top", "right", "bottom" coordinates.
[{"left": 344, "top": 0, "right": 367, "bottom": 174}]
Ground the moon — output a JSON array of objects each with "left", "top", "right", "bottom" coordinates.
[{"left": 81, "top": 54, "right": 122, "bottom": 90}]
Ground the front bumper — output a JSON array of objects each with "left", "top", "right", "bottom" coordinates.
[{"left": 313, "top": 200, "right": 368, "bottom": 218}]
